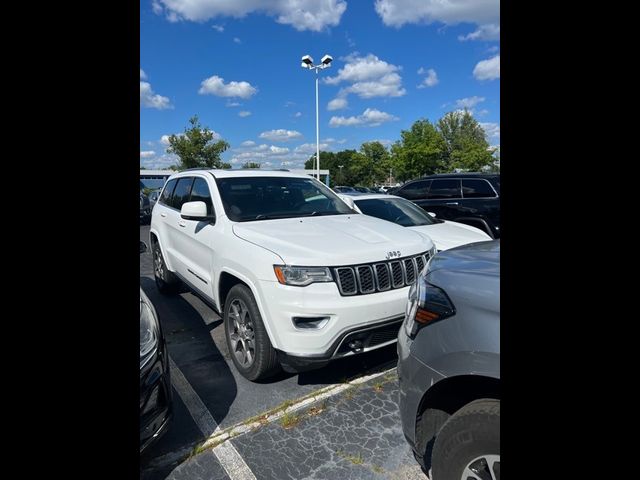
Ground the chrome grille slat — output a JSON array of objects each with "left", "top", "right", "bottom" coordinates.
[{"left": 333, "top": 251, "right": 430, "bottom": 296}]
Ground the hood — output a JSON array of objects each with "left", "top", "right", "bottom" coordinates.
[
  {"left": 409, "top": 221, "right": 492, "bottom": 251},
  {"left": 427, "top": 239, "right": 500, "bottom": 276},
  {"left": 232, "top": 214, "right": 433, "bottom": 266}
]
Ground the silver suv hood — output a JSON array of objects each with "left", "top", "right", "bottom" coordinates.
[{"left": 232, "top": 214, "right": 433, "bottom": 266}]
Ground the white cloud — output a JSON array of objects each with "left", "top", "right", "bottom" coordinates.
[
  {"left": 473, "top": 55, "right": 500, "bottom": 80},
  {"left": 324, "top": 53, "right": 405, "bottom": 99},
  {"left": 238, "top": 111, "right": 251, "bottom": 117},
  {"left": 327, "top": 97, "right": 348, "bottom": 110},
  {"left": 160, "top": 135, "right": 171, "bottom": 146},
  {"left": 233, "top": 37, "right": 242, "bottom": 44},
  {"left": 480, "top": 122, "right": 500, "bottom": 140},
  {"left": 294, "top": 111, "right": 302, "bottom": 117},
  {"left": 140, "top": 80, "right": 172, "bottom": 110},
  {"left": 198, "top": 75, "right": 257, "bottom": 99},
  {"left": 458, "top": 23, "right": 500, "bottom": 42},
  {"left": 329, "top": 108, "right": 398, "bottom": 127},
  {"left": 375, "top": 0, "right": 499, "bottom": 28},
  {"left": 226, "top": 101, "right": 241, "bottom": 107},
  {"left": 269, "top": 145, "right": 289, "bottom": 154},
  {"left": 140, "top": 69, "right": 147, "bottom": 80},
  {"left": 259, "top": 129, "right": 303, "bottom": 141},
  {"left": 373, "top": 139, "right": 392, "bottom": 146},
  {"left": 455, "top": 96, "right": 485, "bottom": 109},
  {"left": 241, "top": 140, "right": 256, "bottom": 147},
  {"left": 476, "top": 109, "right": 489, "bottom": 117},
  {"left": 140, "top": 152, "right": 180, "bottom": 170},
  {"left": 140, "top": 150, "right": 156, "bottom": 158},
  {"left": 160, "top": 131, "right": 218, "bottom": 145},
  {"left": 417, "top": 68, "right": 438, "bottom": 88},
  {"left": 152, "top": 0, "right": 347, "bottom": 32},
  {"left": 295, "top": 143, "right": 330, "bottom": 154},
  {"left": 212, "top": 24, "right": 224, "bottom": 32}
]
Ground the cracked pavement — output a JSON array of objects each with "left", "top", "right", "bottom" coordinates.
[{"left": 164, "top": 371, "right": 426, "bottom": 480}]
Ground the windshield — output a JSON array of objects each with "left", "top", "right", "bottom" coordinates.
[
  {"left": 216, "top": 176, "right": 355, "bottom": 222},
  {"left": 355, "top": 197, "right": 436, "bottom": 227}
]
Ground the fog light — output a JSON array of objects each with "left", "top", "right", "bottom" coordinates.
[{"left": 292, "top": 316, "right": 330, "bottom": 329}]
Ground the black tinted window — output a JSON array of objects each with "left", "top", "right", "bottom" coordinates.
[
  {"left": 462, "top": 179, "right": 496, "bottom": 198},
  {"left": 356, "top": 198, "right": 435, "bottom": 227},
  {"left": 159, "top": 179, "right": 177, "bottom": 205},
  {"left": 189, "top": 177, "right": 214, "bottom": 215},
  {"left": 427, "top": 179, "right": 461, "bottom": 199},
  {"left": 170, "top": 177, "right": 194, "bottom": 210},
  {"left": 397, "top": 180, "right": 430, "bottom": 200}
]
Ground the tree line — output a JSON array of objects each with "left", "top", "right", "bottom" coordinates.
[{"left": 164, "top": 111, "right": 499, "bottom": 186}]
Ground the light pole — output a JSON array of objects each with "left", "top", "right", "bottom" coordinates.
[
  {"left": 301, "top": 54, "right": 333, "bottom": 181},
  {"left": 338, "top": 164, "right": 344, "bottom": 184}
]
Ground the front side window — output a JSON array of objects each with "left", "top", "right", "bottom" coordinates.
[
  {"left": 189, "top": 177, "right": 214, "bottom": 215},
  {"left": 462, "top": 179, "right": 496, "bottom": 198},
  {"left": 427, "top": 179, "right": 461, "bottom": 199},
  {"left": 159, "top": 179, "right": 177, "bottom": 206},
  {"left": 216, "top": 176, "right": 354, "bottom": 222},
  {"left": 355, "top": 198, "right": 436, "bottom": 227},
  {"left": 170, "top": 177, "right": 195, "bottom": 210}
]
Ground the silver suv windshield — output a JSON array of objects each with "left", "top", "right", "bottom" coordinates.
[{"left": 216, "top": 176, "right": 355, "bottom": 222}]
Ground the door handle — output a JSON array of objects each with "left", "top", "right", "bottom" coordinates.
[
  {"left": 179, "top": 221, "right": 186, "bottom": 228},
  {"left": 445, "top": 202, "right": 459, "bottom": 205},
  {"left": 160, "top": 212, "right": 167, "bottom": 217}
]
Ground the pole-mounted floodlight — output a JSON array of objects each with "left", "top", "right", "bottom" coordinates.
[{"left": 300, "top": 53, "right": 333, "bottom": 181}]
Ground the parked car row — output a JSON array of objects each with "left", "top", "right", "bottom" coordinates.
[{"left": 141, "top": 169, "right": 499, "bottom": 474}]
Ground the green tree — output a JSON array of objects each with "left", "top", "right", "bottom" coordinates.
[
  {"left": 166, "top": 115, "right": 230, "bottom": 170},
  {"left": 390, "top": 119, "right": 446, "bottom": 181},
  {"left": 437, "top": 110, "right": 495, "bottom": 171},
  {"left": 241, "top": 162, "right": 261, "bottom": 169},
  {"left": 350, "top": 141, "right": 391, "bottom": 186}
]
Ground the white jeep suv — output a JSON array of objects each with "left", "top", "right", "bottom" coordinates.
[{"left": 150, "top": 169, "right": 435, "bottom": 380}]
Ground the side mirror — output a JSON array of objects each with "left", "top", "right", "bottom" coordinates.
[
  {"left": 427, "top": 212, "right": 437, "bottom": 218},
  {"left": 181, "top": 201, "right": 214, "bottom": 221},
  {"left": 140, "top": 241, "right": 148, "bottom": 254},
  {"left": 337, "top": 194, "right": 359, "bottom": 213}
]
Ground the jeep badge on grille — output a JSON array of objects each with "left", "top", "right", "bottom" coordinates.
[{"left": 385, "top": 251, "right": 401, "bottom": 260}]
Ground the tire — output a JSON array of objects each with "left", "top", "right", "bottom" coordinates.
[
  {"left": 224, "top": 284, "right": 280, "bottom": 381},
  {"left": 431, "top": 399, "right": 500, "bottom": 480},
  {"left": 152, "top": 241, "right": 180, "bottom": 294},
  {"left": 414, "top": 408, "right": 450, "bottom": 473}
]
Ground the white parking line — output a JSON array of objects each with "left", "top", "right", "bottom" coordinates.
[{"left": 169, "top": 356, "right": 257, "bottom": 480}]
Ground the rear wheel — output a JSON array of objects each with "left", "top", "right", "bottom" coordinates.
[
  {"left": 224, "top": 284, "right": 280, "bottom": 381},
  {"left": 153, "top": 242, "right": 180, "bottom": 294},
  {"left": 431, "top": 399, "right": 500, "bottom": 480}
]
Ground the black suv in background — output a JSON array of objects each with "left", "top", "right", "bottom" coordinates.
[{"left": 393, "top": 173, "right": 500, "bottom": 238}]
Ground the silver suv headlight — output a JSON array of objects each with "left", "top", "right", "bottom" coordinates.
[
  {"left": 273, "top": 265, "right": 333, "bottom": 287},
  {"left": 140, "top": 299, "right": 159, "bottom": 368}
]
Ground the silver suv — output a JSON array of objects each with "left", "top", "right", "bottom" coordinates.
[{"left": 398, "top": 240, "right": 500, "bottom": 479}]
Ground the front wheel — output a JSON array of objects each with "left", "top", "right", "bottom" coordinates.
[
  {"left": 224, "top": 284, "right": 280, "bottom": 381},
  {"left": 431, "top": 399, "right": 500, "bottom": 480}
]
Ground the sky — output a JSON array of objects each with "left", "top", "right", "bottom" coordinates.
[{"left": 140, "top": 0, "right": 500, "bottom": 170}]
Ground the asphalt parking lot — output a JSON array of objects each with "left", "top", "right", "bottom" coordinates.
[{"left": 140, "top": 225, "right": 424, "bottom": 479}]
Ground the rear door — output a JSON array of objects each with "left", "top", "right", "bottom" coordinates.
[
  {"left": 164, "top": 176, "right": 195, "bottom": 279},
  {"left": 395, "top": 180, "right": 431, "bottom": 204},
  {"left": 416, "top": 179, "right": 463, "bottom": 220}
]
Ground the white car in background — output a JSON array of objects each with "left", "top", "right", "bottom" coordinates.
[{"left": 338, "top": 193, "right": 491, "bottom": 251}]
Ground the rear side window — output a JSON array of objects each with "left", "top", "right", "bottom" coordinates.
[
  {"left": 397, "top": 180, "right": 431, "bottom": 200},
  {"left": 159, "top": 179, "right": 177, "bottom": 205},
  {"left": 189, "top": 177, "right": 214, "bottom": 215},
  {"left": 170, "top": 177, "right": 195, "bottom": 210},
  {"left": 462, "top": 179, "right": 497, "bottom": 198},
  {"left": 427, "top": 179, "right": 461, "bottom": 199}
]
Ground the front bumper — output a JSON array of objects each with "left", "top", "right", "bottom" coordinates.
[
  {"left": 277, "top": 316, "right": 403, "bottom": 372},
  {"left": 257, "top": 279, "right": 411, "bottom": 358},
  {"left": 397, "top": 326, "right": 445, "bottom": 449},
  {"left": 140, "top": 343, "right": 172, "bottom": 453}
]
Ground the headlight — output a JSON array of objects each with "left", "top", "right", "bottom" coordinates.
[
  {"left": 140, "top": 300, "right": 158, "bottom": 368},
  {"left": 273, "top": 265, "right": 333, "bottom": 286},
  {"left": 403, "top": 275, "right": 455, "bottom": 339}
]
